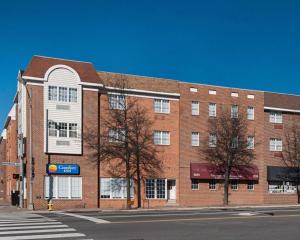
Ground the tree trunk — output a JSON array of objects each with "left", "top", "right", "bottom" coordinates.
[
  {"left": 223, "top": 166, "right": 230, "bottom": 206},
  {"left": 137, "top": 157, "right": 141, "bottom": 208},
  {"left": 126, "top": 160, "right": 131, "bottom": 209}
]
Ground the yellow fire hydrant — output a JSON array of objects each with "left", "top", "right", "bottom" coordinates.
[{"left": 48, "top": 200, "right": 54, "bottom": 211}]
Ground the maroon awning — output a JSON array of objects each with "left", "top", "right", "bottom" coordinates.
[{"left": 190, "top": 163, "right": 259, "bottom": 180}]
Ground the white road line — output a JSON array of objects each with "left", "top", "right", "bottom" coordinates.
[
  {"left": 0, "top": 220, "right": 57, "bottom": 224},
  {"left": 0, "top": 228, "right": 76, "bottom": 235},
  {"left": 0, "top": 233, "right": 86, "bottom": 240},
  {"left": 57, "top": 212, "right": 110, "bottom": 224},
  {"left": 0, "top": 224, "right": 68, "bottom": 230},
  {"left": 0, "top": 222, "right": 62, "bottom": 227}
]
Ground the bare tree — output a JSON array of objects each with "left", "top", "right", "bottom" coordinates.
[
  {"left": 84, "top": 75, "right": 161, "bottom": 209},
  {"left": 281, "top": 121, "right": 300, "bottom": 203},
  {"left": 203, "top": 107, "right": 256, "bottom": 205}
]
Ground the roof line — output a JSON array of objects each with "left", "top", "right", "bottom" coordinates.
[
  {"left": 97, "top": 70, "right": 180, "bottom": 83},
  {"left": 34, "top": 55, "right": 93, "bottom": 64},
  {"left": 263, "top": 90, "right": 300, "bottom": 97}
]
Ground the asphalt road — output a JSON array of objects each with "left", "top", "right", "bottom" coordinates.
[{"left": 41, "top": 207, "right": 300, "bottom": 240}]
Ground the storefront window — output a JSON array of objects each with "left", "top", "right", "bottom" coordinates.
[
  {"left": 268, "top": 181, "right": 297, "bottom": 194},
  {"left": 100, "top": 178, "right": 133, "bottom": 199}
]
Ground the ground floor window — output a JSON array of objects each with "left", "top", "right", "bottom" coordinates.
[
  {"left": 247, "top": 180, "right": 255, "bottom": 191},
  {"left": 209, "top": 179, "right": 216, "bottom": 190},
  {"left": 231, "top": 180, "right": 238, "bottom": 191},
  {"left": 268, "top": 181, "right": 297, "bottom": 194},
  {"left": 191, "top": 179, "right": 200, "bottom": 190},
  {"left": 100, "top": 178, "right": 134, "bottom": 199},
  {"left": 44, "top": 176, "right": 82, "bottom": 199},
  {"left": 145, "top": 179, "right": 166, "bottom": 199}
]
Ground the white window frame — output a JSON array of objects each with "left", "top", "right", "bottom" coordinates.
[
  {"left": 69, "top": 123, "right": 78, "bottom": 138},
  {"left": 48, "top": 121, "right": 57, "bottom": 137},
  {"left": 247, "top": 106, "right": 255, "bottom": 120},
  {"left": 231, "top": 105, "right": 239, "bottom": 118},
  {"left": 100, "top": 178, "right": 134, "bottom": 199},
  {"left": 109, "top": 129, "right": 125, "bottom": 143},
  {"left": 247, "top": 180, "right": 255, "bottom": 191},
  {"left": 59, "top": 87, "right": 68, "bottom": 102},
  {"left": 209, "top": 179, "right": 216, "bottom": 190},
  {"left": 209, "top": 103, "right": 217, "bottom": 117},
  {"left": 270, "top": 138, "right": 282, "bottom": 151},
  {"left": 191, "top": 132, "right": 200, "bottom": 146},
  {"left": 69, "top": 88, "right": 78, "bottom": 103},
  {"left": 247, "top": 136, "right": 255, "bottom": 149},
  {"left": 58, "top": 122, "right": 68, "bottom": 138},
  {"left": 44, "top": 176, "right": 82, "bottom": 200},
  {"left": 154, "top": 99, "right": 170, "bottom": 113},
  {"left": 231, "top": 180, "right": 239, "bottom": 191},
  {"left": 154, "top": 131, "right": 170, "bottom": 145},
  {"left": 191, "top": 179, "right": 200, "bottom": 190},
  {"left": 145, "top": 179, "right": 167, "bottom": 199},
  {"left": 209, "top": 134, "right": 217, "bottom": 148},
  {"left": 269, "top": 111, "right": 282, "bottom": 124},
  {"left": 48, "top": 86, "right": 58, "bottom": 101},
  {"left": 191, "top": 101, "right": 199, "bottom": 115},
  {"left": 108, "top": 94, "right": 126, "bottom": 110}
]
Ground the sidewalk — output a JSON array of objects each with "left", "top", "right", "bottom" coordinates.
[
  {"left": 0, "top": 200, "right": 27, "bottom": 213},
  {"left": 34, "top": 203, "right": 300, "bottom": 214}
]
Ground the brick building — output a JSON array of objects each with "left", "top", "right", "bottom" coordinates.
[{"left": 1, "top": 55, "right": 299, "bottom": 209}]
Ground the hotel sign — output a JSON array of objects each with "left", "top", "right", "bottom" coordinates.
[{"left": 46, "top": 164, "right": 80, "bottom": 175}]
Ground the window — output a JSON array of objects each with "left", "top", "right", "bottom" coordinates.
[
  {"left": 154, "top": 99, "right": 170, "bottom": 113},
  {"left": 231, "top": 92, "right": 239, "bottom": 97},
  {"left": 108, "top": 94, "right": 126, "bottom": 110},
  {"left": 100, "top": 178, "right": 134, "bottom": 199},
  {"left": 209, "top": 134, "right": 217, "bottom": 147},
  {"left": 247, "top": 136, "right": 255, "bottom": 149},
  {"left": 231, "top": 105, "right": 238, "bottom": 118},
  {"left": 209, "top": 180, "right": 216, "bottom": 190},
  {"left": 231, "top": 137, "right": 238, "bottom": 148},
  {"left": 154, "top": 131, "right": 170, "bottom": 145},
  {"left": 269, "top": 111, "right": 282, "bottom": 123},
  {"left": 69, "top": 88, "right": 77, "bottom": 103},
  {"left": 247, "top": 94, "right": 255, "bottom": 99},
  {"left": 209, "top": 103, "right": 217, "bottom": 117},
  {"left": 145, "top": 179, "right": 166, "bottom": 199},
  {"left": 44, "top": 176, "right": 82, "bottom": 199},
  {"left": 268, "top": 181, "right": 297, "bottom": 194},
  {"left": 69, "top": 123, "right": 78, "bottom": 138},
  {"left": 191, "top": 101, "right": 199, "bottom": 115},
  {"left": 247, "top": 180, "right": 254, "bottom": 191},
  {"left": 209, "top": 90, "right": 216, "bottom": 95},
  {"left": 190, "top": 88, "right": 198, "bottom": 93},
  {"left": 191, "top": 132, "right": 200, "bottom": 146},
  {"left": 247, "top": 107, "right": 254, "bottom": 120},
  {"left": 48, "top": 121, "right": 57, "bottom": 137},
  {"left": 58, "top": 122, "right": 68, "bottom": 137},
  {"left": 109, "top": 129, "right": 125, "bottom": 143},
  {"left": 59, "top": 87, "right": 68, "bottom": 102},
  {"left": 48, "top": 86, "right": 57, "bottom": 101},
  {"left": 231, "top": 180, "right": 238, "bottom": 191},
  {"left": 191, "top": 179, "right": 200, "bottom": 190},
  {"left": 270, "top": 138, "right": 282, "bottom": 151}
]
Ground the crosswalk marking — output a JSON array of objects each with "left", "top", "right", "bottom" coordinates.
[
  {"left": 0, "top": 214, "right": 93, "bottom": 240},
  {"left": 0, "top": 224, "right": 68, "bottom": 230},
  {"left": 0, "top": 228, "right": 76, "bottom": 235},
  {"left": 0, "top": 222, "right": 61, "bottom": 227},
  {"left": 0, "top": 233, "right": 86, "bottom": 240}
]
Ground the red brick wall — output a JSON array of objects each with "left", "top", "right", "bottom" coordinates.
[{"left": 178, "top": 83, "right": 266, "bottom": 206}]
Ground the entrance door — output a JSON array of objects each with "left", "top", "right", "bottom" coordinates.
[{"left": 167, "top": 180, "right": 176, "bottom": 200}]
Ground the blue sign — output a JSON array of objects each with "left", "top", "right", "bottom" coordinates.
[{"left": 46, "top": 164, "right": 80, "bottom": 175}]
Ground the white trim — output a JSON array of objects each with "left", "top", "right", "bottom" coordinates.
[
  {"left": 44, "top": 65, "right": 81, "bottom": 83},
  {"left": 26, "top": 82, "right": 44, "bottom": 86},
  {"left": 83, "top": 87, "right": 99, "bottom": 92},
  {"left": 22, "top": 76, "right": 45, "bottom": 81},
  {"left": 105, "top": 86, "right": 180, "bottom": 97},
  {"left": 264, "top": 106, "right": 300, "bottom": 114},
  {"left": 79, "top": 82, "right": 103, "bottom": 87},
  {"left": 107, "top": 91, "right": 179, "bottom": 101},
  {"left": 34, "top": 55, "right": 93, "bottom": 64}
]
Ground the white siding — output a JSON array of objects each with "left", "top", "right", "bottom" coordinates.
[{"left": 44, "top": 67, "right": 82, "bottom": 154}]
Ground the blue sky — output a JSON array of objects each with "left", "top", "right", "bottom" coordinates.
[{"left": 1, "top": 0, "right": 300, "bottom": 128}]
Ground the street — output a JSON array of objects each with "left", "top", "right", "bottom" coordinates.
[{"left": 1, "top": 206, "right": 300, "bottom": 239}]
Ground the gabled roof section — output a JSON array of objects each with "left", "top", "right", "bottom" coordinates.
[
  {"left": 264, "top": 92, "right": 300, "bottom": 111},
  {"left": 97, "top": 71, "right": 180, "bottom": 94},
  {"left": 23, "top": 55, "right": 101, "bottom": 84}
]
